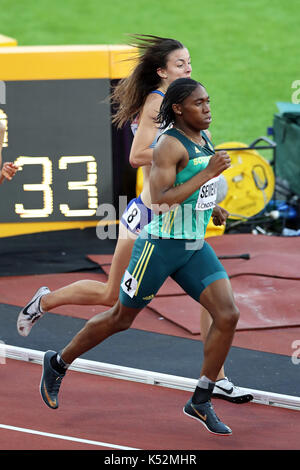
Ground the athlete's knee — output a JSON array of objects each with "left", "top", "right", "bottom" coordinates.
[
  {"left": 82, "top": 301, "right": 129, "bottom": 339},
  {"left": 100, "top": 290, "right": 119, "bottom": 307},
  {"left": 88, "top": 281, "right": 118, "bottom": 307},
  {"left": 104, "top": 300, "right": 138, "bottom": 332},
  {"left": 114, "top": 304, "right": 139, "bottom": 331},
  {"left": 215, "top": 302, "right": 240, "bottom": 331},
  {"left": 223, "top": 304, "right": 240, "bottom": 330}
]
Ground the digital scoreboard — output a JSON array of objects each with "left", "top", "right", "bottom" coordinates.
[
  {"left": 0, "top": 45, "right": 137, "bottom": 235},
  {"left": 0, "top": 79, "right": 112, "bottom": 222}
]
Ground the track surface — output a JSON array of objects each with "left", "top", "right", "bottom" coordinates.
[{"left": 1, "top": 230, "right": 299, "bottom": 452}]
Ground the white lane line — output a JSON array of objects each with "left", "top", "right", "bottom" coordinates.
[{"left": 0, "top": 424, "right": 140, "bottom": 450}]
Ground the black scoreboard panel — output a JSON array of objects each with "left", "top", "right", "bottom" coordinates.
[{"left": 0, "top": 78, "right": 113, "bottom": 222}]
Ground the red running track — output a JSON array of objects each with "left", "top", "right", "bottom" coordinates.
[{"left": 0, "top": 359, "right": 299, "bottom": 450}]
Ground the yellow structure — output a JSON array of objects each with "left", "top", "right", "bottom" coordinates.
[
  {"left": 0, "top": 44, "right": 136, "bottom": 81},
  {"left": 0, "top": 34, "right": 17, "bottom": 47},
  {"left": 216, "top": 142, "right": 275, "bottom": 219}
]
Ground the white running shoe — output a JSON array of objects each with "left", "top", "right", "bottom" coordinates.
[
  {"left": 212, "top": 377, "right": 253, "bottom": 404},
  {"left": 17, "top": 286, "right": 50, "bottom": 337}
]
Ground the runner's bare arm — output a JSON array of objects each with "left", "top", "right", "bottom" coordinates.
[{"left": 129, "top": 93, "right": 163, "bottom": 168}]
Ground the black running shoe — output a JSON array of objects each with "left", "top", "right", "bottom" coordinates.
[
  {"left": 40, "top": 350, "right": 65, "bottom": 409},
  {"left": 183, "top": 398, "right": 232, "bottom": 435}
]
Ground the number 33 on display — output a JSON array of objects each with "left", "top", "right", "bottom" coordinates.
[{"left": 14, "top": 155, "right": 98, "bottom": 218}]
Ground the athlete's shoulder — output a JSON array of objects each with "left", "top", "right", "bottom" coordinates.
[
  {"left": 154, "top": 131, "right": 188, "bottom": 165},
  {"left": 140, "top": 91, "right": 164, "bottom": 122},
  {"left": 156, "top": 130, "right": 184, "bottom": 148},
  {"left": 144, "top": 90, "right": 164, "bottom": 106}
]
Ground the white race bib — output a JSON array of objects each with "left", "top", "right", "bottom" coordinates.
[
  {"left": 123, "top": 202, "right": 141, "bottom": 231},
  {"left": 196, "top": 176, "right": 219, "bottom": 211},
  {"left": 121, "top": 270, "right": 138, "bottom": 298}
]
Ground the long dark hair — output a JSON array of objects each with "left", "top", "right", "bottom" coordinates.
[
  {"left": 111, "top": 34, "right": 185, "bottom": 128},
  {"left": 156, "top": 78, "right": 203, "bottom": 129}
]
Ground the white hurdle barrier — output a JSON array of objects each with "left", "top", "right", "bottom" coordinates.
[{"left": 3, "top": 344, "right": 300, "bottom": 411}]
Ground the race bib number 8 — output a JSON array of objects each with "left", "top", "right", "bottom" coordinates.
[
  {"left": 123, "top": 202, "right": 141, "bottom": 232},
  {"left": 121, "top": 270, "right": 138, "bottom": 298},
  {"left": 196, "top": 176, "right": 219, "bottom": 211}
]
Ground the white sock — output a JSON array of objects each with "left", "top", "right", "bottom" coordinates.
[
  {"left": 197, "top": 375, "right": 215, "bottom": 389},
  {"left": 57, "top": 353, "right": 70, "bottom": 370}
]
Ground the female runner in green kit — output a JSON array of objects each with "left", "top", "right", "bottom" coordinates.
[
  {"left": 18, "top": 35, "right": 252, "bottom": 404},
  {"left": 39, "top": 78, "right": 244, "bottom": 436}
]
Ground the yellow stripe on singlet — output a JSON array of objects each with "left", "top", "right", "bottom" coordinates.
[
  {"left": 161, "top": 212, "right": 171, "bottom": 233},
  {"left": 163, "top": 212, "right": 172, "bottom": 233},
  {"left": 167, "top": 207, "right": 179, "bottom": 233},
  {"left": 161, "top": 207, "right": 179, "bottom": 234}
]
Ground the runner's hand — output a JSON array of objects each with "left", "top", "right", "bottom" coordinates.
[
  {"left": 206, "top": 151, "right": 231, "bottom": 178},
  {"left": 1, "top": 162, "right": 19, "bottom": 181},
  {"left": 212, "top": 205, "right": 229, "bottom": 226}
]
